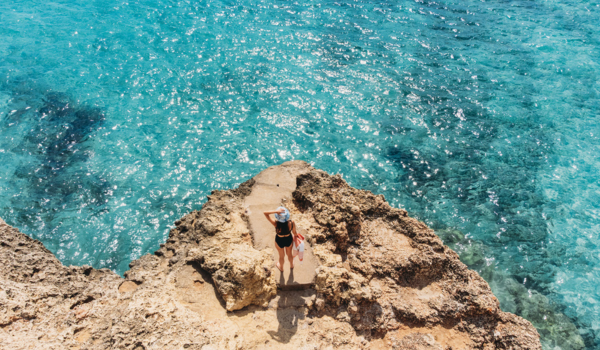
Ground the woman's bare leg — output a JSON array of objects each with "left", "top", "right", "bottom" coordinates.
[
  {"left": 285, "top": 245, "right": 294, "bottom": 269},
  {"left": 275, "top": 242, "right": 285, "bottom": 271}
]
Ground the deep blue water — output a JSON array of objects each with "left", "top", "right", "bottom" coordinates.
[{"left": 1, "top": 0, "right": 599, "bottom": 348}]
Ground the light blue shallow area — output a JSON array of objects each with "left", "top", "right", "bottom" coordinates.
[{"left": 1, "top": 0, "right": 599, "bottom": 348}]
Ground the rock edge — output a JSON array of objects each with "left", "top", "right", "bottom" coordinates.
[{"left": 0, "top": 161, "right": 541, "bottom": 350}]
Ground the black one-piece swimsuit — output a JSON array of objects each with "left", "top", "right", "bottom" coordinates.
[{"left": 275, "top": 221, "right": 293, "bottom": 248}]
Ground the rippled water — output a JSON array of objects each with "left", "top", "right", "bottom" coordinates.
[{"left": 1, "top": 0, "right": 599, "bottom": 348}]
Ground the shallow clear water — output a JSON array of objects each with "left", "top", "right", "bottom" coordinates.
[{"left": 1, "top": 0, "right": 599, "bottom": 348}]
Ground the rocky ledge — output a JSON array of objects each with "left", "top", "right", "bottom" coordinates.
[{"left": 0, "top": 161, "right": 541, "bottom": 349}]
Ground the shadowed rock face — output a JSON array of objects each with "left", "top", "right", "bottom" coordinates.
[{"left": 0, "top": 161, "right": 541, "bottom": 349}]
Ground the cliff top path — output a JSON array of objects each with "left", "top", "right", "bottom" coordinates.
[{"left": 243, "top": 160, "right": 318, "bottom": 289}]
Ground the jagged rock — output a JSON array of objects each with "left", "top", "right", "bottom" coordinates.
[
  {"left": 290, "top": 167, "right": 541, "bottom": 348},
  {"left": 161, "top": 177, "right": 277, "bottom": 312},
  {"left": 187, "top": 244, "right": 276, "bottom": 311},
  {"left": 0, "top": 161, "right": 541, "bottom": 349},
  {"left": 395, "top": 333, "right": 444, "bottom": 350}
]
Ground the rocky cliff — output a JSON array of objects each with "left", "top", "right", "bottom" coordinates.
[{"left": 0, "top": 161, "right": 541, "bottom": 349}]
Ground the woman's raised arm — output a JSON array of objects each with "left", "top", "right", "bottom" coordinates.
[{"left": 263, "top": 210, "right": 278, "bottom": 226}]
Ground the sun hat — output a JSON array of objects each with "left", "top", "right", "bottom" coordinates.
[{"left": 274, "top": 206, "right": 290, "bottom": 223}]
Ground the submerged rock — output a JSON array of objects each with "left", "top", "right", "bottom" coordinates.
[
  {"left": 438, "top": 227, "right": 585, "bottom": 349},
  {"left": 0, "top": 161, "right": 541, "bottom": 349}
]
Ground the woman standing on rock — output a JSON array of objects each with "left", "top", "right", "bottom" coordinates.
[{"left": 264, "top": 207, "right": 297, "bottom": 272}]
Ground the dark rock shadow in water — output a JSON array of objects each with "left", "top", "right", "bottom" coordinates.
[{"left": 1, "top": 81, "right": 109, "bottom": 240}]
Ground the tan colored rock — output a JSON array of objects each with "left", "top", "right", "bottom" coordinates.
[
  {"left": 155, "top": 177, "right": 277, "bottom": 312},
  {"left": 291, "top": 166, "right": 541, "bottom": 349},
  {"left": 395, "top": 333, "right": 445, "bottom": 350},
  {"left": 188, "top": 243, "right": 276, "bottom": 311},
  {"left": 0, "top": 161, "right": 542, "bottom": 350}
]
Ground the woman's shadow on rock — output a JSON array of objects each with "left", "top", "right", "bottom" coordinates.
[{"left": 267, "top": 270, "right": 305, "bottom": 344}]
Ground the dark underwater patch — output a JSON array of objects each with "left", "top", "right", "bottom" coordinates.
[{"left": 1, "top": 83, "right": 109, "bottom": 240}]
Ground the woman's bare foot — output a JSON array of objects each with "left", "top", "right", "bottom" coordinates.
[
  {"left": 276, "top": 261, "right": 283, "bottom": 272},
  {"left": 290, "top": 261, "right": 294, "bottom": 269}
]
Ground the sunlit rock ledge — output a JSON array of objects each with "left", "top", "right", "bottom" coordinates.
[{"left": 0, "top": 161, "right": 541, "bottom": 349}]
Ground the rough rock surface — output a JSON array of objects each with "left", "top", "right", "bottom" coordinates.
[
  {"left": 169, "top": 178, "right": 277, "bottom": 311},
  {"left": 290, "top": 168, "right": 541, "bottom": 348},
  {"left": 0, "top": 161, "right": 541, "bottom": 349}
]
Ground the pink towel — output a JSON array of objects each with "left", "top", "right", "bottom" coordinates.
[{"left": 292, "top": 233, "right": 305, "bottom": 261}]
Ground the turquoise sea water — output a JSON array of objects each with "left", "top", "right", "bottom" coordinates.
[{"left": 1, "top": 0, "right": 599, "bottom": 348}]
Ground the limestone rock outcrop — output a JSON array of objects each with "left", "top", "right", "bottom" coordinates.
[
  {"left": 0, "top": 161, "right": 542, "bottom": 350},
  {"left": 289, "top": 169, "right": 542, "bottom": 348},
  {"left": 161, "top": 179, "right": 277, "bottom": 311}
]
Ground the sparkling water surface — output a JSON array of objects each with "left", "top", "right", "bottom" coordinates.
[{"left": 1, "top": 0, "right": 599, "bottom": 348}]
